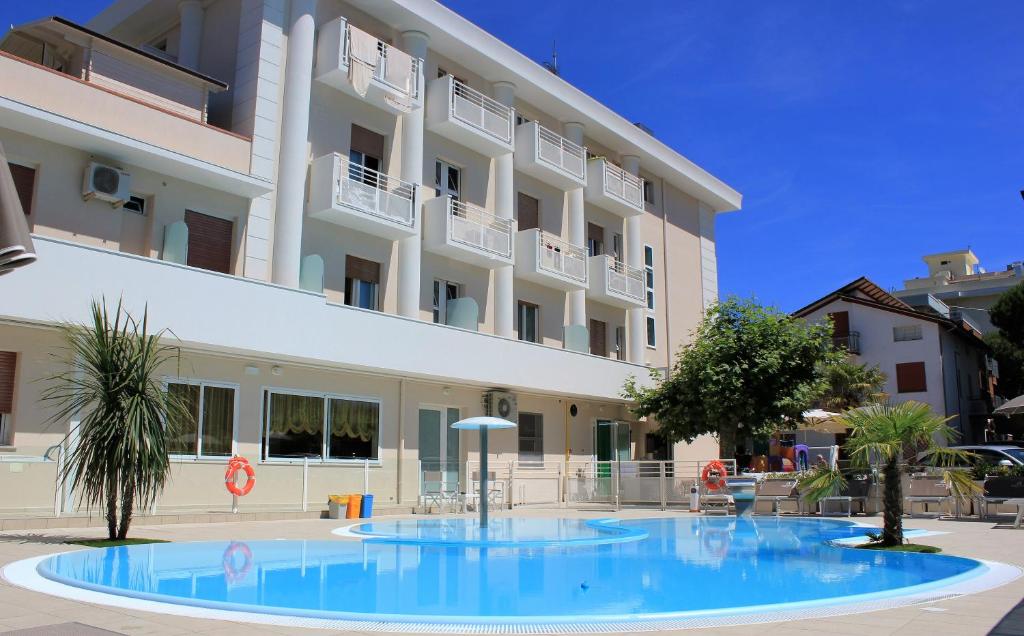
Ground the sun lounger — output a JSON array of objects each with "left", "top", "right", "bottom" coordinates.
[
  {"left": 904, "top": 476, "right": 951, "bottom": 517},
  {"left": 753, "top": 478, "right": 799, "bottom": 516},
  {"left": 700, "top": 482, "right": 734, "bottom": 515}
]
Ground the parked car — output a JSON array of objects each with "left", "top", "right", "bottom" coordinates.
[{"left": 917, "top": 445, "right": 1024, "bottom": 468}]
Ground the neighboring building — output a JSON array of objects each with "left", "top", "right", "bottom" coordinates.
[
  {"left": 894, "top": 249, "right": 1024, "bottom": 334},
  {"left": 794, "top": 278, "right": 998, "bottom": 444},
  {"left": 0, "top": 1, "right": 741, "bottom": 515}
]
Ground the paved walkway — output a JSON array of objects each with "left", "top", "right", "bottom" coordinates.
[{"left": 0, "top": 509, "right": 1021, "bottom": 635}]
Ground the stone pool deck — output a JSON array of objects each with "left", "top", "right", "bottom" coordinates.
[{"left": 0, "top": 508, "right": 1021, "bottom": 635}]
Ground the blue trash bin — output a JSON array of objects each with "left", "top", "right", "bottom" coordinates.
[{"left": 360, "top": 494, "right": 374, "bottom": 518}]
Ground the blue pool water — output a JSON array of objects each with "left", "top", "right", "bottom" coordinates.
[{"left": 37, "top": 517, "right": 986, "bottom": 626}]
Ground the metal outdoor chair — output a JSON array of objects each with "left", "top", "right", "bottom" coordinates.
[{"left": 419, "top": 470, "right": 461, "bottom": 513}]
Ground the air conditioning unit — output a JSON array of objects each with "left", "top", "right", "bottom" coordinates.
[
  {"left": 483, "top": 390, "right": 518, "bottom": 422},
  {"left": 83, "top": 162, "right": 131, "bottom": 207}
]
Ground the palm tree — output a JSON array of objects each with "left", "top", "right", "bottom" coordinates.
[
  {"left": 819, "top": 360, "right": 887, "bottom": 411},
  {"left": 813, "top": 401, "right": 977, "bottom": 546},
  {"left": 42, "top": 299, "right": 186, "bottom": 540}
]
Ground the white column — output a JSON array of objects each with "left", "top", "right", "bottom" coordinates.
[
  {"left": 271, "top": 0, "right": 317, "bottom": 288},
  {"left": 177, "top": 1, "right": 204, "bottom": 69},
  {"left": 563, "top": 122, "right": 586, "bottom": 328},
  {"left": 622, "top": 154, "right": 645, "bottom": 364},
  {"left": 398, "top": 31, "right": 429, "bottom": 319},
  {"left": 492, "top": 81, "right": 516, "bottom": 338}
]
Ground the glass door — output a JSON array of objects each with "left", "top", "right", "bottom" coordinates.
[{"left": 418, "top": 407, "right": 461, "bottom": 490}]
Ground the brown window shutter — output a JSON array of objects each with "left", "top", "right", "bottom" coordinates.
[
  {"left": 896, "top": 361, "right": 927, "bottom": 393},
  {"left": 350, "top": 124, "right": 386, "bottom": 161},
  {"left": 589, "top": 319, "right": 607, "bottom": 357},
  {"left": 828, "top": 311, "right": 850, "bottom": 337},
  {"left": 184, "top": 210, "right": 233, "bottom": 274},
  {"left": 346, "top": 255, "right": 380, "bottom": 284},
  {"left": 0, "top": 351, "right": 16, "bottom": 414},
  {"left": 517, "top": 193, "right": 539, "bottom": 231},
  {"left": 9, "top": 164, "right": 35, "bottom": 215}
]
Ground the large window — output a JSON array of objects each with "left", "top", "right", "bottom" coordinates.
[
  {"left": 893, "top": 325, "right": 923, "bottom": 342},
  {"left": 518, "top": 412, "right": 543, "bottom": 461},
  {"left": 435, "top": 159, "right": 461, "bottom": 200},
  {"left": 263, "top": 390, "right": 380, "bottom": 461},
  {"left": 345, "top": 255, "right": 380, "bottom": 311},
  {"left": 433, "top": 279, "right": 463, "bottom": 324},
  {"left": 518, "top": 301, "right": 540, "bottom": 343},
  {"left": 166, "top": 380, "right": 236, "bottom": 458}
]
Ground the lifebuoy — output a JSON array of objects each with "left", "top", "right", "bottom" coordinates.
[
  {"left": 222, "top": 541, "right": 253, "bottom": 584},
  {"left": 225, "top": 456, "right": 255, "bottom": 497},
  {"left": 701, "top": 460, "right": 729, "bottom": 491}
]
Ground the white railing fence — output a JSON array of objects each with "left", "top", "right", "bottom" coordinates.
[
  {"left": 536, "top": 231, "right": 588, "bottom": 283},
  {"left": 337, "top": 157, "right": 416, "bottom": 227},
  {"left": 603, "top": 161, "right": 644, "bottom": 208},
  {"left": 605, "top": 257, "right": 645, "bottom": 301},
  {"left": 341, "top": 21, "right": 421, "bottom": 99},
  {"left": 447, "top": 197, "right": 513, "bottom": 259},
  {"left": 450, "top": 78, "right": 513, "bottom": 144},
  {"left": 536, "top": 124, "right": 585, "bottom": 180}
]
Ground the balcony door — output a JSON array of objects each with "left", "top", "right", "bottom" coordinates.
[
  {"left": 419, "top": 407, "right": 461, "bottom": 489},
  {"left": 587, "top": 222, "right": 604, "bottom": 256},
  {"left": 435, "top": 159, "right": 461, "bottom": 200}
]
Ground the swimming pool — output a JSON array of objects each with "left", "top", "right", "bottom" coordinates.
[{"left": 12, "top": 517, "right": 1021, "bottom": 633}]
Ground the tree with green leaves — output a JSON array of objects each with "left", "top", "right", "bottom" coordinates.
[
  {"left": 987, "top": 281, "right": 1024, "bottom": 399},
  {"left": 623, "top": 297, "right": 843, "bottom": 459},
  {"left": 42, "top": 299, "right": 186, "bottom": 540},
  {"left": 818, "top": 360, "right": 887, "bottom": 411},
  {"left": 800, "top": 401, "right": 977, "bottom": 546}
]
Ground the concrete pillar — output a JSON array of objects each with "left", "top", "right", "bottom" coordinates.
[
  {"left": 271, "top": 0, "right": 317, "bottom": 288},
  {"left": 397, "top": 31, "right": 429, "bottom": 319},
  {"left": 622, "top": 154, "right": 645, "bottom": 364},
  {"left": 563, "top": 122, "right": 587, "bottom": 328},
  {"left": 492, "top": 81, "right": 516, "bottom": 338},
  {"left": 177, "top": 1, "right": 204, "bottom": 69}
]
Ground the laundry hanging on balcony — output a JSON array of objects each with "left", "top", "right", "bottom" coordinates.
[
  {"left": 348, "top": 25, "right": 379, "bottom": 97},
  {"left": 382, "top": 46, "right": 413, "bottom": 112}
]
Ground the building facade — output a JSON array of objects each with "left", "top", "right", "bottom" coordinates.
[
  {"left": 794, "top": 278, "right": 998, "bottom": 444},
  {"left": 0, "top": 0, "right": 741, "bottom": 515}
]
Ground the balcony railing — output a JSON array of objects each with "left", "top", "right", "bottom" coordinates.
[
  {"left": 451, "top": 78, "right": 513, "bottom": 145},
  {"left": 337, "top": 157, "right": 416, "bottom": 228},
  {"left": 833, "top": 332, "right": 861, "bottom": 355},
  {"left": 603, "top": 257, "right": 645, "bottom": 303},
  {"left": 340, "top": 21, "right": 420, "bottom": 100},
  {"left": 446, "top": 197, "right": 514, "bottom": 260},
  {"left": 536, "top": 231, "right": 587, "bottom": 284},
  {"left": 602, "top": 161, "right": 644, "bottom": 208},
  {"left": 537, "top": 124, "right": 585, "bottom": 181}
]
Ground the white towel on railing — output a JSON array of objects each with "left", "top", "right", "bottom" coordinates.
[
  {"left": 383, "top": 46, "right": 414, "bottom": 96},
  {"left": 348, "top": 26, "right": 379, "bottom": 97}
]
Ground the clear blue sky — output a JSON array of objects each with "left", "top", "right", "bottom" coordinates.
[{"left": 5, "top": 1, "right": 1022, "bottom": 311}]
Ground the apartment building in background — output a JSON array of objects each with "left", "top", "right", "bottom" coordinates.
[{"left": 0, "top": 0, "right": 741, "bottom": 515}]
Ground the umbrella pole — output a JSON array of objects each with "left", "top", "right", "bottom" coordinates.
[{"left": 480, "top": 427, "right": 489, "bottom": 529}]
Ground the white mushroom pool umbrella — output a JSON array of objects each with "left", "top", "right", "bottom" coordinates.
[
  {"left": 0, "top": 141, "right": 36, "bottom": 274},
  {"left": 994, "top": 395, "right": 1024, "bottom": 417},
  {"left": 451, "top": 416, "right": 516, "bottom": 529}
]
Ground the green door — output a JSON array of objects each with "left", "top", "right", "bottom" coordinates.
[{"left": 595, "top": 420, "right": 615, "bottom": 495}]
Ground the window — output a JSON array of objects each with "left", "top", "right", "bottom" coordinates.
[
  {"left": 828, "top": 311, "right": 850, "bottom": 337},
  {"left": 0, "top": 351, "right": 16, "bottom": 446},
  {"left": 517, "top": 192, "right": 539, "bottom": 231},
  {"left": 590, "top": 319, "right": 607, "bottom": 357},
  {"left": 894, "top": 325, "right": 923, "bottom": 342},
  {"left": 433, "top": 279, "right": 462, "bottom": 324},
  {"left": 644, "top": 244, "right": 655, "bottom": 311},
  {"left": 518, "top": 412, "right": 543, "bottom": 461},
  {"left": 123, "top": 195, "right": 146, "bottom": 216},
  {"left": 349, "top": 124, "right": 385, "bottom": 183},
  {"left": 587, "top": 222, "right": 604, "bottom": 256},
  {"left": 9, "top": 164, "right": 35, "bottom": 215},
  {"left": 642, "top": 179, "right": 655, "bottom": 205},
  {"left": 263, "top": 390, "right": 380, "bottom": 461},
  {"left": 518, "top": 301, "right": 540, "bottom": 343},
  {"left": 435, "top": 160, "right": 460, "bottom": 200},
  {"left": 184, "top": 210, "right": 233, "bottom": 274},
  {"left": 647, "top": 316, "right": 657, "bottom": 348},
  {"left": 896, "top": 362, "right": 927, "bottom": 393},
  {"left": 166, "top": 381, "right": 236, "bottom": 458},
  {"left": 345, "top": 255, "right": 380, "bottom": 311},
  {"left": 515, "top": 114, "right": 531, "bottom": 127},
  {"left": 615, "top": 326, "right": 626, "bottom": 361},
  {"left": 613, "top": 233, "right": 624, "bottom": 262}
]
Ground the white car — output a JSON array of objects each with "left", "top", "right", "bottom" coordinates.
[{"left": 919, "top": 445, "right": 1024, "bottom": 468}]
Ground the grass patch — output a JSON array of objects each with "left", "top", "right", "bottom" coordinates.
[
  {"left": 67, "top": 538, "right": 169, "bottom": 548},
  {"left": 858, "top": 542, "right": 941, "bottom": 553}
]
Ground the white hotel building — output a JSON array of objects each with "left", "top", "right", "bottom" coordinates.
[{"left": 0, "top": 0, "right": 741, "bottom": 515}]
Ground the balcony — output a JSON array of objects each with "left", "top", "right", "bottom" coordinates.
[
  {"left": 308, "top": 153, "right": 417, "bottom": 240},
  {"left": 425, "top": 76, "right": 513, "bottom": 157},
  {"left": 315, "top": 17, "right": 422, "bottom": 113},
  {"left": 514, "top": 121, "right": 586, "bottom": 189},
  {"left": 423, "top": 196, "right": 514, "bottom": 268},
  {"left": 587, "top": 255, "right": 645, "bottom": 308},
  {"left": 514, "top": 229, "right": 588, "bottom": 292},
  {"left": 833, "top": 332, "right": 861, "bottom": 355},
  {"left": 584, "top": 158, "right": 645, "bottom": 217}
]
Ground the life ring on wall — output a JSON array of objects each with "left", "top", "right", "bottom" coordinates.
[
  {"left": 225, "top": 456, "right": 256, "bottom": 497},
  {"left": 222, "top": 541, "right": 253, "bottom": 584},
  {"left": 701, "top": 460, "right": 729, "bottom": 491}
]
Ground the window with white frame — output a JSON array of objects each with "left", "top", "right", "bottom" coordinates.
[
  {"left": 166, "top": 380, "right": 237, "bottom": 458},
  {"left": 642, "top": 179, "right": 655, "bottom": 205},
  {"left": 433, "top": 279, "right": 463, "bottom": 324},
  {"left": 893, "top": 325, "right": 923, "bottom": 342},
  {"left": 518, "top": 301, "right": 540, "bottom": 343},
  {"left": 646, "top": 316, "right": 656, "bottom": 348},
  {"left": 644, "top": 245, "right": 656, "bottom": 348},
  {"left": 615, "top": 326, "right": 626, "bottom": 361},
  {"left": 435, "top": 159, "right": 461, "bottom": 200},
  {"left": 262, "top": 390, "right": 380, "bottom": 461},
  {"left": 518, "top": 412, "right": 543, "bottom": 461}
]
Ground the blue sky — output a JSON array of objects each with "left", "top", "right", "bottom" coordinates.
[{"left": 5, "top": 1, "right": 1022, "bottom": 311}]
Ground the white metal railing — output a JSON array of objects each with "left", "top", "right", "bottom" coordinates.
[
  {"left": 602, "top": 160, "right": 644, "bottom": 208},
  {"left": 536, "top": 231, "right": 587, "bottom": 284},
  {"left": 535, "top": 124, "right": 585, "bottom": 181},
  {"left": 341, "top": 21, "right": 421, "bottom": 99},
  {"left": 336, "top": 156, "right": 416, "bottom": 228},
  {"left": 603, "top": 256, "right": 645, "bottom": 302},
  {"left": 446, "top": 197, "right": 514, "bottom": 260},
  {"left": 449, "top": 77, "right": 513, "bottom": 144}
]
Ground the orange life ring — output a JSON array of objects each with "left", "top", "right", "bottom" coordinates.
[
  {"left": 701, "top": 460, "right": 729, "bottom": 491},
  {"left": 222, "top": 541, "right": 253, "bottom": 584},
  {"left": 225, "top": 456, "right": 255, "bottom": 497}
]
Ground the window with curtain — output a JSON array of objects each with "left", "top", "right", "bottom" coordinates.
[
  {"left": 328, "top": 398, "right": 380, "bottom": 459},
  {"left": 263, "top": 391, "right": 380, "bottom": 461},
  {"left": 166, "top": 382, "right": 235, "bottom": 458}
]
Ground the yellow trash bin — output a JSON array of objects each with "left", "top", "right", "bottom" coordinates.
[{"left": 346, "top": 494, "right": 363, "bottom": 519}]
